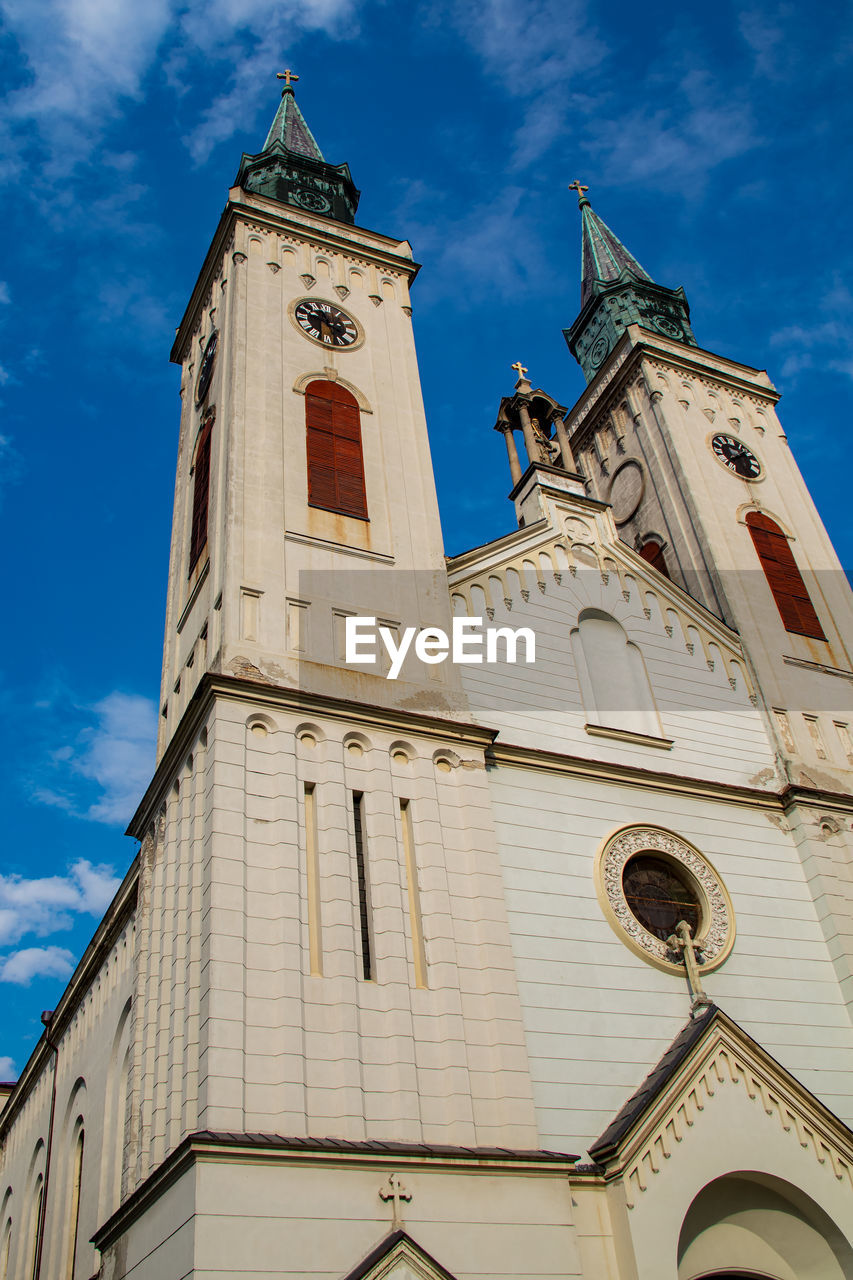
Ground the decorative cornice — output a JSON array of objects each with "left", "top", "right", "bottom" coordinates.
[
  {"left": 130, "top": 673, "right": 497, "bottom": 839},
  {"left": 171, "top": 195, "right": 420, "bottom": 365},
  {"left": 564, "top": 329, "right": 779, "bottom": 451},
  {"left": 92, "top": 1131, "right": 578, "bottom": 1252},
  {"left": 488, "top": 740, "right": 782, "bottom": 810}
]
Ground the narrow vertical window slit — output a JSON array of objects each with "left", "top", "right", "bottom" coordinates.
[
  {"left": 400, "top": 799, "right": 428, "bottom": 989},
  {"left": 351, "top": 792, "right": 373, "bottom": 980},
  {"left": 304, "top": 784, "right": 322, "bottom": 976}
]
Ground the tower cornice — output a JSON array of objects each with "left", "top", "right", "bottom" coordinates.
[
  {"left": 170, "top": 192, "right": 421, "bottom": 365},
  {"left": 563, "top": 326, "right": 780, "bottom": 452}
]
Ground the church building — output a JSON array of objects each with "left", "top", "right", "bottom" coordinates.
[{"left": 2, "top": 74, "right": 853, "bottom": 1280}]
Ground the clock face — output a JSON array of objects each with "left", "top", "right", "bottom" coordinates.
[
  {"left": 652, "top": 313, "right": 681, "bottom": 338},
  {"left": 294, "top": 188, "right": 330, "bottom": 213},
  {"left": 589, "top": 334, "right": 609, "bottom": 368},
  {"left": 711, "top": 433, "right": 762, "bottom": 479},
  {"left": 293, "top": 299, "right": 359, "bottom": 347},
  {"left": 195, "top": 331, "right": 218, "bottom": 404}
]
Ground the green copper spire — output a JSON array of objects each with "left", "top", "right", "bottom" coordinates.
[
  {"left": 563, "top": 182, "right": 697, "bottom": 384},
  {"left": 262, "top": 75, "right": 325, "bottom": 160},
  {"left": 235, "top": 72, "right": 360, "bottom": 225}
]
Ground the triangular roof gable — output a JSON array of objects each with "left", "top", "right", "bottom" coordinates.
[
  {"left": 447, "top": 510, "right": 754, "bottom": 698},
  {"left": 587, "top": 1004, "right": 853, "bottom": 1198},
  {"left": 342, "top": 1229, "right": 460, "bottom": 1280}
]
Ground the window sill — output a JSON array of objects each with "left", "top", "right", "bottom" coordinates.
[
  {"left": 177, "top": 556, "right": 209, "bottom": 633},
  {"left": 585, "top": 723, "right": 674, "bottom": 750}
]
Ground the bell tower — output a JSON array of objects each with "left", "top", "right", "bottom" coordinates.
[
  {"left": 561, "top": 185, "right": 853, "bottom": 784},
  {"left": 158, "top": 74, "right": 465, "bottom": 759},
  {"left": 125, "top": 76, "right": 536, "bottom": 1198}
]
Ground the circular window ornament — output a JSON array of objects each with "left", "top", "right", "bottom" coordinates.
[
  {"left": 294, "top": 188, "right": 331, "bottom": 213},
  {"left": 608, "top": 460, "right": 645, "bottom": 525},
  {"left": 595, "top": 825, "right": 735, "bottom": 974}
]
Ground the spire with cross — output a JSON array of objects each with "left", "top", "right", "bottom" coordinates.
[
  {"left": 277, "top": 68, "right": 300, "bottom": 92},
  {"left": 562, "top": 185, "right": 698, "bottom": 382},
  {"left": 568, "top": 179, "right": 589, "bottom": 207},
  {"left": 235, "top": 72, "right": 361, "bottom": 224}
]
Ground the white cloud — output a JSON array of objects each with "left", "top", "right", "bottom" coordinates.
[
  {"left": 0, "top": 282, "right": 9, "bottom": 304},
  {"left": 0, "top": 0, "right": 362, "bottom": 180},
  {"left": 78, "top": 692, "right": 157, "bottom": 823},
  {"left": 440, "top": 0, "right": 606, "bottom": 88},
  {"left": 0, "top": 1056, "right": 17, "bottom": 1079},
  {"left": 0, "top": 859, "right": 120, "bottom": 947},
  {"left": 30, "top": 688, "right": 156, "bottom": 825},
  {"left": 0, "top": 947, "right": 75, "bottom": 986},
  {"left": 770, "top": 283, "right": 853, "bottom": 382}
]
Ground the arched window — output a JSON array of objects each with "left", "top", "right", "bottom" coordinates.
[
  {"left": 638, "top": 538, "right": 670, "bottom": 579},
  {"left": 66, "top": 1127, "right": 84, "bottom": 1279},
  {"left": 28, "top": 1176, "right": 43, "bottom": 1280},
  {"left": 189, "top": 409, "right": 214, "bottom": 573},
  {"left": 571, "top": 609, "right": 661, "bottom": 739},
  {"left": 745, "top": 512, "right": 825, "bottom": 640},
  {"left": 1, "top": 1215, "right": 11, "bottom": 1280},
  {"left": 305, "top": 380, "right": 367, "bottom": 519}
]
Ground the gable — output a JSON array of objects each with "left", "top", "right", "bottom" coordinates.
[
  {"left": 447, "top": 511, "right": 776, "bottom": 788},
  {"left": 343, "top": 1230, "right": 459, "bottom": 1280},
  {"left": 587, "top": 1005, "right": 853, "bottom": 1207}
]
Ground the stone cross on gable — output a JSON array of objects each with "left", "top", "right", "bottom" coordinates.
[
  {"left": 379, "top": 1172, "right": 412, "bottom": 1228},
  {"left": 667, "top": 920, "right": 711, "bottom": 1015},
  {"left": 511, "top": 361, "right": 528, "bottom": 381}
]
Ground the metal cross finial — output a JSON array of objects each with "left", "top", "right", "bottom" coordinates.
[
  {"left": 379, "top": 1173, "right": 412, "bottom": 1229},
  {"left": 667, "top": 920, "right": 711, "bottom": 1015},
  {"left": 568, "top": 179, "right": 589, "bottom": 202},
  {"left": 511, "top": 361, "right": 529, "bottom": 381},
  {"left": 277, "top": 69, "right": 299, "bottom": 88}
]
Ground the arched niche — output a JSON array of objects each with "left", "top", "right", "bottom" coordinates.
[
  {"left": 571, "top": 607, "right": 662, "bottom": 739},
  {"left": 678, "top": 1173, "right": 853, "bottom": 1280}
]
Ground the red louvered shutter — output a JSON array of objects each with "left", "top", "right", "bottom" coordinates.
[
  {"left": 189, "top": 412, "right": 214, "bottom": 573},
  {"left": 305, "top": 381, "right": 368, "bottom": 519},
  {"left": 746, "top": 512, "right": 825, "bottom": 640},
  {"left": 639, "top": 540, "right": 670, "bottom": 579}
]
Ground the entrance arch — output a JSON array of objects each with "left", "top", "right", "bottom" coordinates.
[{"left": 678, "top": 1174, "right": 853, "bottom": 1280}]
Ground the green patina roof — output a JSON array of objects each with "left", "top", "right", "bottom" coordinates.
[
  {"left": 263, "top": 87, "right": 325, "bottom": 161},
  {"left": 579, "top": 196, "right": 652, "bottom": 307}
]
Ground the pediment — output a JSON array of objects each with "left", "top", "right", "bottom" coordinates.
[
  {"left": 343, "top": 1230, "right": 459, "bottom": 1280},
  {"left": 447, "top": 513, "right": 755, "bottom": 700},
  {"left": 587, "top": 1005, "right": 853, "bottom": 1208}
]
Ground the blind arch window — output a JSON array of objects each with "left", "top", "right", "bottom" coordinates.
[
  {"left": 745, "top": 511, "right": 825, "bottom": 640},
  {"left": 189, "top": 409, "right": 214, "bottom": 573},
  {"left": 305, "top": 380, "right": 368, "bottom": 520},
  {"left": 571, "top": 608, "right": 662, "bottom": 739},
  {"left": 66, "top": 1127, "right": 84, "bottom": 1279}
]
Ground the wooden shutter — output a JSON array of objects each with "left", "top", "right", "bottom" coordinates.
[
  {"left": 639, "top": 540, "right": 670, "bottom": 579},
  {"left": 189, "top": 412, "right": 213, "bottom": 573},
  {"left": 305, "top": 380, "right": 367, "bottom": 519},
  {"left": 746, "top": 511, "right": 825, "bottom": 640}
]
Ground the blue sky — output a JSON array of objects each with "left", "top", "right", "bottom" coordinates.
[{"left": 0, "top": 0, "right": 851, "bottom": 1075}]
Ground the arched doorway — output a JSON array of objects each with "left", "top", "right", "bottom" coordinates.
[{"left": 678, "top": 1174, "right": 853, "bottom": 1280}]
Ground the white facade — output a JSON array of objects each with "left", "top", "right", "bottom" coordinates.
[{"left": 2, "top": 95, "right": 853, "bottom": 1280}]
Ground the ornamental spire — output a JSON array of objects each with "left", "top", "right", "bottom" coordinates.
[
  {"left": 563, "top": 186, "right": 698, "bottom": 383},
  {"left": 235, "top": 73, "right": 360, "bottom": 225},
  {"left": 576, "top": 184, "right": 652, "bottom": 309},
  {"left": 262, "top": 69, "right": 324, "bottom": 161}
]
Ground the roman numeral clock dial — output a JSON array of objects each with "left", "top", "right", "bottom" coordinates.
[
  {"left": 292, "top": 299, "right": 361, "bottom": 348},
  {"left": 711, "top": 433, "right": 762, "bottom": 479}
]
